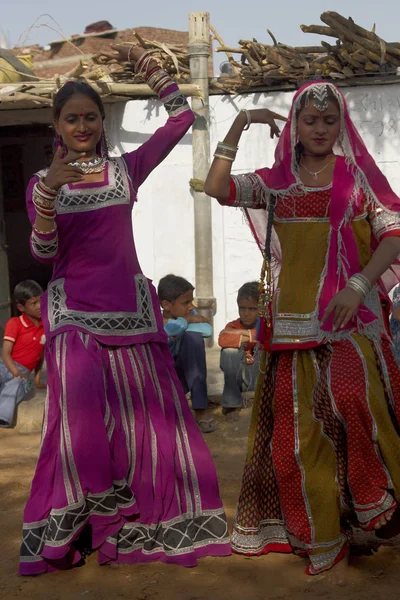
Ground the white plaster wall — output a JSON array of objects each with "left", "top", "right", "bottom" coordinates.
[
  {"left": 107, "top": 98, "right": 195, "bottom": 305},
  {"left": 108, "top": 83, "right": 400, "bottom": 338}
]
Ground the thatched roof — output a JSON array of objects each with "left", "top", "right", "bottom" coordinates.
[{"left": 1, "top": 11, "right": 400, "bottom": 116}]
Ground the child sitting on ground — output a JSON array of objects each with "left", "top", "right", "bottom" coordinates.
[
  {"left": 158, "top": 274, "right": 218, "bottom": 434},
  {"left": 0, "top": 280, "right": 45, "bottom": 427},
  {"left": 218, "top": 281, "right": 259, "bottom": 418}
]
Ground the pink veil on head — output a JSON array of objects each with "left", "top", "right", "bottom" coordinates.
[{"left": 245, "top": 81, "right": 400, "bottom": 332}]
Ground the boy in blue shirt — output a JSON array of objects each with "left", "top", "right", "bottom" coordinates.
[{"left": 158, "top": 274, "right": 217, "bottom": 433}]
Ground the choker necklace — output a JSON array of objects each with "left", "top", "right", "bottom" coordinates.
[
  {"left": 300, "top": 157, "right": 336, "bottom": 181},
  {"left": 68, "top": 155, "right": 107, "bottom": 174}
]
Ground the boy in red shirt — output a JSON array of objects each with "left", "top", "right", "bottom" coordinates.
[
  {"left": 0, "top": 280, "right": 45, "bottom": 427},
  {"left": 218, "top": 281, "right": 259, "bottom": 418}
]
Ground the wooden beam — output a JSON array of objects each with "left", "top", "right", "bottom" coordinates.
[
  {"left": 0, "top": 82, "right": 202, "bottom": 99},
  {"left": 0, "top": 107, "right": 53, "bottom": 126},
  {"left": 0, "top": 83, "right": 203, "bottom": 113}
]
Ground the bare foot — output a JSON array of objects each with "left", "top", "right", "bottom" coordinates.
[{"left": 374, "top": 510, "right": 395, "bottom": 530}]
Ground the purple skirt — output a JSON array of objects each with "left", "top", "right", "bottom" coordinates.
[{"left": 19, "top": 331, "right": 230, "bottom": 575}]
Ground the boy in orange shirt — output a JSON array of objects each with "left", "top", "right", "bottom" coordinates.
[
  {"left": 0, "top": 280, "right": 45, "bottom": 427},
  {"left": 218, "top": 281, "right": 259, "bottom": 418}
]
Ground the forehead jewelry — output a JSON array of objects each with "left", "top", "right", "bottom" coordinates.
[{"left": 310, "top": 84, "right": 329, "bottom": 112}]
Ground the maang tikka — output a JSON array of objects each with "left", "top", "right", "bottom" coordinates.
[{"left": 310, "top": 84, "right": 329, "bottom": 112}]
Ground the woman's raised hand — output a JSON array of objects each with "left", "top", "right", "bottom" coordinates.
[
  {"left": 111, "top": 43, "right": 147, "bottom": 65},
  {"left": 248, "top": 109, "right": 288, "bottom": 138}
]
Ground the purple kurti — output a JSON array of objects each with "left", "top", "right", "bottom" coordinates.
[
  {"left": 26, "top": 93, "right": 191, "bottom": 346},
  {"left": 20, "top": 79, "right": 230, "bottom": 575}
]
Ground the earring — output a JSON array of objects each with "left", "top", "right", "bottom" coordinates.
[
  {"left": 98, "top": 129, "right": 111, "bottom": 159},
  {"left": 54, "top": 133, "right": 67, "bottom": 157}
]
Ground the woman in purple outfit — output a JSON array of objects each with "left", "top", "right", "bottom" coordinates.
[{"left": 19, "top": 44, "right": 230, "bottom": 575}]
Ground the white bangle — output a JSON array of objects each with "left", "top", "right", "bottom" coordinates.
[{"left": 241, "top": 109, "right": 252, "bottom": 131}]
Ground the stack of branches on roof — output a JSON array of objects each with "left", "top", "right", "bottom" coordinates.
[
  {"left": 212, "top": 11, "right": 400, "bottom": 92},
  {"left": 92, "top": 31, "right": 191, "bottom": 83}
]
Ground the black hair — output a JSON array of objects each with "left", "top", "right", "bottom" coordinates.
[
  {"left": 13, "top": 280, "right": 43, "bottom": 306},
  {"left": 53, "top": 80, "right": 105, "bottom": 121},
  {"left": 52, "top": 80, "right": 109, "bottom": 158},
  {"left": 157, "top": 275, "right": 194, "bottom": 303},
  {"left": 237, "top": 281, "right": 259, "bottom": 304}
]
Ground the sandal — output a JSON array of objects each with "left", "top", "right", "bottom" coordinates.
[{"left": 197, "top": 418, "right": 218, "bottom": 433}]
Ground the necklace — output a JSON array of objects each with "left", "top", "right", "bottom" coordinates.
[
  {"left": 300, "top": 157, "right": 336, "bottom": 181},
  {"left": 68, "top": 155, "right": 107, "bottom": 174}
]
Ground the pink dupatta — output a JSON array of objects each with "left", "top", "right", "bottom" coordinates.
[{"left": 245, "top": 81, "right": 400, "bottom": 335}]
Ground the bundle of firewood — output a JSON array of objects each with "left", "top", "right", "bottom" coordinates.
[
  {"left": 213, "top": 11, "right": 400, "bottom": 90},
  {"left": 92, "top": 31, "right": 191, "bottom": 84},
  {"left": 83, "top": 14, "right": 400, "bottom": 92}
]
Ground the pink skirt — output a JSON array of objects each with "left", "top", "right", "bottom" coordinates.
[{"left": 19, "top": 331, "right": 230, "bottom": 575}]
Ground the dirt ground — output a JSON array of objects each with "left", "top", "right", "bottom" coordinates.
[{"left": 2, "top": 404, "right": 400, "bottom": 600}]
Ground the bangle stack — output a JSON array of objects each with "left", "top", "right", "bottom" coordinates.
[
  {"left": 133, "top": 50, "right": 153, "bottom": 75},
  {"left": 240, "top": 109, "right": 252, "bottom": 131},
  {"left": 147, "top": 68, "right": 173, "bottom": 95},
  {"left": 214, "top": 142, "right": 238, "bottom": 162},
  {"left": 33, "top": 178, "right": 57, "bottom": 221},
  {"left": 346, "top": 273, "right": 372, "bottom": 302},
  {"left": 133, "top": 50, "right": 175, "bottom": 95}
]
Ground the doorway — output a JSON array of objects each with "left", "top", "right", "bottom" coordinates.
[{"left": 0, "top": 125, "right": 54, "bottom": 326}]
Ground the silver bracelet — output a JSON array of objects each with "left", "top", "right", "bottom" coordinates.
[
  {"left": 346, "top": 273, "right": 372, "bottom": 302},
  {"left": 213, "top": 153, "right": 235, "bottom": 162},
  {"left": 240, "top": 109, "right": 252, "bottom": 131},
  {"left": 217, "top": 141, "right": 239, "bottom": 152}
]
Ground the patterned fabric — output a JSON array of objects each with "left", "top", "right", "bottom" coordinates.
[
  {"left": 232, "top": 335, "right": 400, "bottom": 575},
  {"left": 163, "top": 89, "right": 191, "bottom": 118},
  {"left": 391, "top": 286, "right": 400, "bottom": 365},
  {"left": 271, "top": 187, "right": 387, "bottom": 349},
  {"left": 56, "top": 158, "right": 130, "bottom": 214},
  {"left": 275, "top": 184, "right": 332, "bottom": 221},
  {"left": 47, "top": 275, "right": 158, "bottom": 337},
  {"left": 230, "top": 173, "right": 268, "bottom": 208},
  {"left": 232, "top": 82, "right": 400, "bottom": 298},
  {"left": 31, "top": 231, "right": 58, "bottom": 259},
  {"left": 19, "top": 333, "right": 230, "bottom": 574},
  {"left": 369, "top": 206, "right": 400, "bottom": 241},
  {"left": 35, "top": 159, "right": 130, "bottom": 216},
  {"left": 26, "top": 84, "right": 195, "bottom": 348}
]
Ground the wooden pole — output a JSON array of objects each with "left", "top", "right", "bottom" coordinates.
[{"left": 188, "top": 11, "right": 215, "bottom": 344}]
